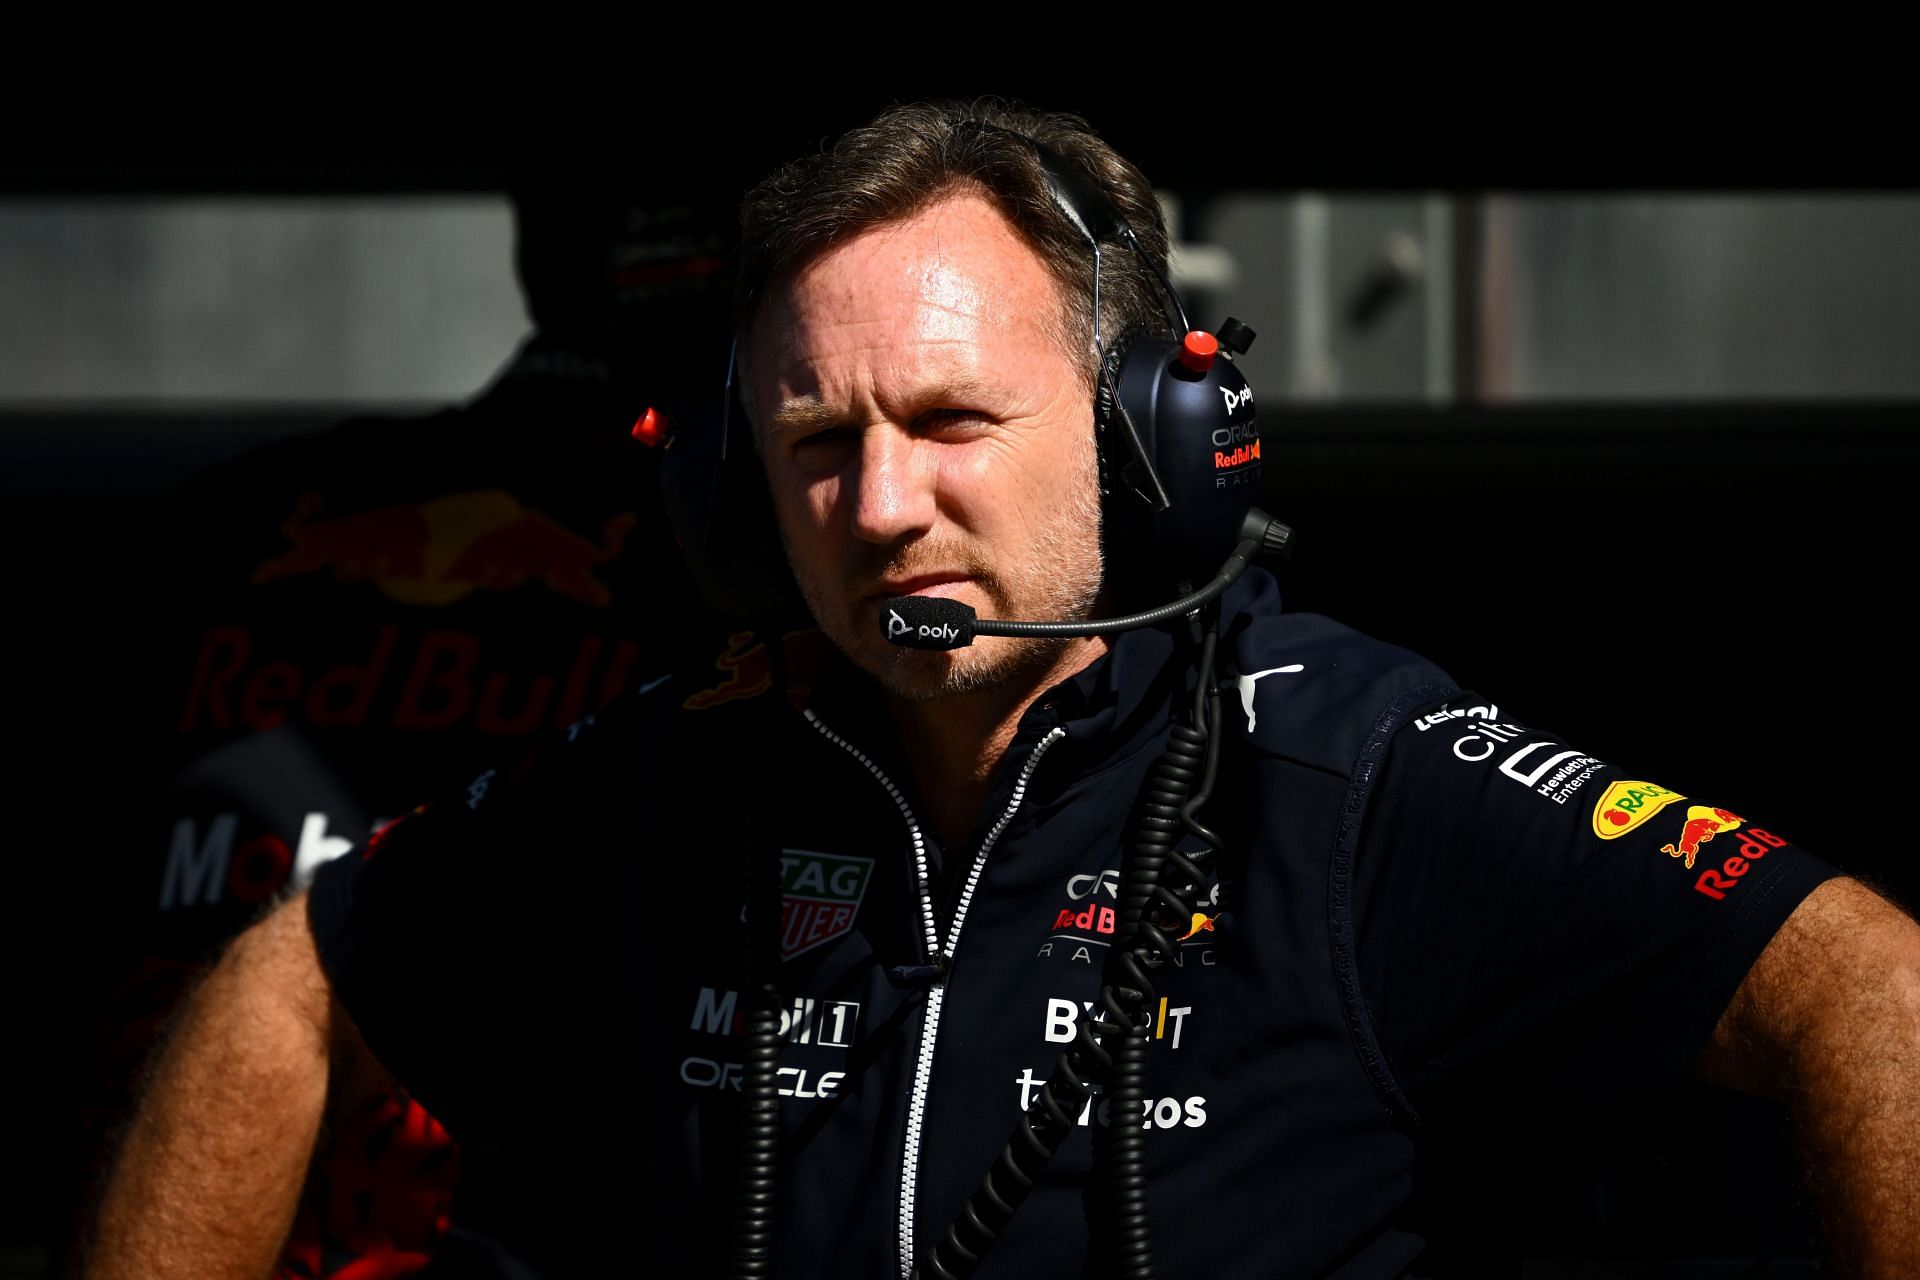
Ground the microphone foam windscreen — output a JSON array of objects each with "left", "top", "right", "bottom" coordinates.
[{"left": 879, "top": 596, "right": 978, "bottom": 649}]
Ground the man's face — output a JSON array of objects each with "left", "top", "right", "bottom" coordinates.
[{"left": 745, "top": 192, "right": 1104, "bottom": 701}]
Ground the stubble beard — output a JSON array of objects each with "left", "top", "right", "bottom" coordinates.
[{"left": 787, "top": 445, "right": 1106, "bottom": 704}]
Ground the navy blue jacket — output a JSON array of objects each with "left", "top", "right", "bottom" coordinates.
[{"left": 311, "top": 569, "right": 1834, "bottom": 1277}]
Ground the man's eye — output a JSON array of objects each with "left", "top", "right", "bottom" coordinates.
[
  {"left": 793, "top": 427, "right": 854, "bottom": 455},
  {"left": 920, "top": 409, "right": 988, "bottom": 435}
]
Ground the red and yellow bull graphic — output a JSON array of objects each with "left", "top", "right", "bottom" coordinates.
[
  {"left": 684, "top": 629, "right": 833, "bottom": 714},
  {"left": 1590, "top": 780, "right": 1686, "bottom": 839},
  {"left": 1660, "top": 806, "right": 1744, "bottom": 870},
  {"left": 1175, "top": 913, "right": 1217, "bottom": 942},
  {"left": 253, "top": 490, "right": 635, "bottom": 607}
]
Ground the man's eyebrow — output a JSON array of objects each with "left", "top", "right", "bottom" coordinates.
[
  {"left": 763, "top": 399, "right": 845, "bottom": 439},
  {"left": 915, "top": 374, "right": 1001, "bottom": 413},
  {"left": 764, "top": 376, "right": 1007, "bottom": 439}
]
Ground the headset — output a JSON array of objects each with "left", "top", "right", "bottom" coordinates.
[{"left": 648, "top": 120, "right": 1292, "bottom": 1280}]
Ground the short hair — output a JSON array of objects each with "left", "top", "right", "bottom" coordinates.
[{"left": 733, "top": 97, "right": 1170, "bottom": 398}]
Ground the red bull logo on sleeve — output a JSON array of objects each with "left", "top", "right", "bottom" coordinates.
[
  {"left": 1693, "top": 826, "right": 1790, "bottom": 900},
  {"left": 1590, "top": 780, "right": 1687, "bottom": 839},
  {"left": 1660, "top": 806, "right": 1744, "bottom": 870},
  {"left": 253, "top": 490, "right": 635, "bottom": 607}
]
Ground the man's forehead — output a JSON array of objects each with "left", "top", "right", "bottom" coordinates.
[
  {"left": 746, "top": 193, "right": 1063, "bottom": 406},
  {"left": 792, "top": 192, "right": 1041, "bottom": 304}
]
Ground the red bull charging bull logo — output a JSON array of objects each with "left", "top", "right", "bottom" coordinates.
[
  {"left": 253, "top": 491, "right": 635, "bottom": 607},
  {"left": 684, "top": 629, "right": 834, "bottom": 714},
  {"left": 1175, "top": 913, "right": 1217, "bottom": 942},
  {"left": 1660, "top": 806, "right": 1744, "bottom": 870}
]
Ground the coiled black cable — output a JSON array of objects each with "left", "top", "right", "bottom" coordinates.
[
  {"left": 914, "top": 616, "right": 1225, "bottom": 1280},
  {"left": 728, "top": 630, "right": 789, "bottom": 1279}
]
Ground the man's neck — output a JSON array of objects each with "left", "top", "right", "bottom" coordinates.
[{"left": 884, "top": 636, "right": 1108, "bottom": 856}]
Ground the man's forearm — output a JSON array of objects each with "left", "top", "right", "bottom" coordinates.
[
  {"left": 86, "top": 896, "right": 333, "bottom": 1280},
  {"left": 1713, "top": 879, "right": 1920, "bottom": 1277}
]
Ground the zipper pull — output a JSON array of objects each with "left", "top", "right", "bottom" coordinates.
[{"left": 887, "top": 954, "right": 950, "bottom": 989}]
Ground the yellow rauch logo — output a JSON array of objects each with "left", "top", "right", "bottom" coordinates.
[{"left": 1591, "top": 781, "right": 1686, "bottom": 839}]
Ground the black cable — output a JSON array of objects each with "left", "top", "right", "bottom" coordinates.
[
  {"left": 1100, "top": 621, "right": 1222, "bottom": 1279},
  {"left": 905, "top": 514, "right": 1281, "bottom": 1277},
  {"left": 971, "top": 537, "right": 1257, "bottom": 640},
  {"left": 727, "top": 628, "right": 788, "bottom": 1279},
  {"left": 913, "top": 614, "right": 1225, "bottom": 1280}
]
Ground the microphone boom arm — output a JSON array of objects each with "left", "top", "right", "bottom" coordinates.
[
  {"left": 976, "top": 509, "right": 1290, "bottom": 639},
  {"left": 880, "top": 510, "right": 1291, "bottom": 650},
  {"left": 976, "top": 538, "right": 1256, "bottom": 638}
]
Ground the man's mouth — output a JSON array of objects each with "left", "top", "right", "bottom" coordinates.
[{"left": 867, "top": 573, "right": 975, "bottom": 602}]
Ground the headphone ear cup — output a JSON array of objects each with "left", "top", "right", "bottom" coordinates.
[
  {"left": 658, "top": 398, "right": 810, "bottom": 628},
  {"left": 1102, "top": 330, "right": 1264, "bottom": 593}
]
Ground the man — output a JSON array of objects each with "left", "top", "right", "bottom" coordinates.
[
  {"left": 89, "top": 100, "right": 1920, "bottom": 1278},
  {"left": 78, "top": 141, "right": 753, "bottom": 1278}
]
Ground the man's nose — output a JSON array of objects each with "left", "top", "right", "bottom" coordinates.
[{"left": 849, "top": 427, "right": 935, "bottom": 545}]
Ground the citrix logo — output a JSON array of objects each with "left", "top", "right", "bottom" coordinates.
[{"left": 1218, "top": 384, "right": 1253, "bottom": 415}]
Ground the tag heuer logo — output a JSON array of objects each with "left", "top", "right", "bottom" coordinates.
[{"left": 778, "top": 850, "right": 875, "bottom": 959}]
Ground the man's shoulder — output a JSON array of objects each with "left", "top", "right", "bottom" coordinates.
[
  {"left": 1221, "top": 589, "right": 1459, "bottom": 776},
  {"left": 477, "top": 632, "right": 827, "bottom": 802}
]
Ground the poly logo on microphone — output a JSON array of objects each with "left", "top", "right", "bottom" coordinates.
[{"left": 880, "top": 596, "right": 976, "bottom": 648}]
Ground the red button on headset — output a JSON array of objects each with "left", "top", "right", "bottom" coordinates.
[
  {"left": 631, "top": 406, "right": 672, "bottom": 447},
  {"left": 1178, "top": 330, "right": 1219, "bottom": 374}
]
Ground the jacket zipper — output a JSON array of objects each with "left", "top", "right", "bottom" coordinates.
[{"left": 803, "top": 709, "right": 1066, "bottom": 1279}]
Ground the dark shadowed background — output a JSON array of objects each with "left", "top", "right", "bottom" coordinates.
[{"left": 3, "top": 76, "right": 1914, "bottom": 1277}]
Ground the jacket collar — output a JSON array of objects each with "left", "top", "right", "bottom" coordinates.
[{"left": 796, "top": 568, "right": 1283, "bottom": 780}]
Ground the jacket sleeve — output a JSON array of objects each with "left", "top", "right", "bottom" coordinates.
[
  {"left": 1347, "top": 695, "right": 1839, "bottom": 1122},
  {"left": 306, "top": 698, "right": 656, "bottom": 1148}
]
